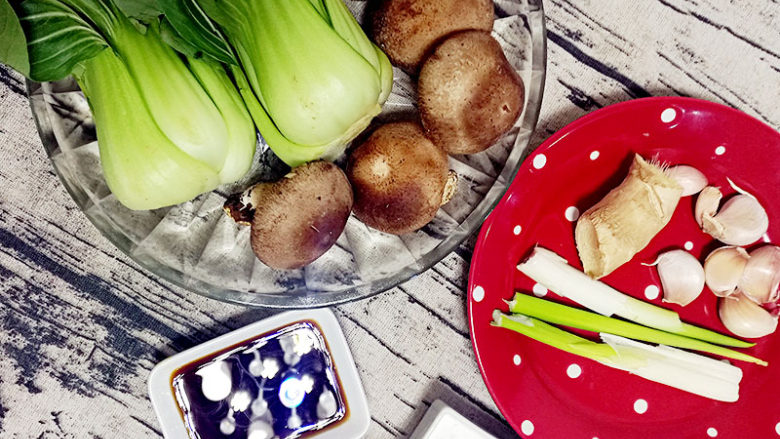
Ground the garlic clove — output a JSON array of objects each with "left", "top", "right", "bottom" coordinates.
[
  {"left": 704, "top": 246, "right": 749, "bottom": 297},
  {"left": 702, "top": 194, "right": 769, "bottom": 246},
  {"left": 738, "top": 245, "right": 780, "bottom": 304},
  {"left": 718, "top": 294, "right": 778, "bottom": 338},
  {"left": 656, "top": 249, "right": 705, "bottom": 306},
  {"left": 665, "top": 165, "right": 707, "bottom": 196},
  {"left": 695, "top": 186, "right": 722, "bottom": 228}
]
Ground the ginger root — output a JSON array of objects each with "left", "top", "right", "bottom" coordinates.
[{"left": 575, "top": 154, "right": 683, "bottom": 278}]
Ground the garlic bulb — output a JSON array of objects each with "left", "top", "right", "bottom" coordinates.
[
  {"left": 696, "top": 180, "right": 769, "bottom": 246},
  {"left": 738, "top": 245, "right": 780, "bottom": 304},
  {"left": 656, "top": 250, "right": 705, "bottom": 306},
  {"left": 704, "top": 246, "right": 749, "bottom": 297},
  {"left": 701, "top": 194, "right": 769, "bottom": 246},
  {"left": 695, "top": 186, "right": 722, "bottom": 227},
  {"left": 719, "top": 294, "right": 778, "bottom": 338},
  {"left": 665, "top": 165, "right": 707, "bottom": 196}
]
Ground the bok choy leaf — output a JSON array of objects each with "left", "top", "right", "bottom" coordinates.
[
  {"left": 18, "top": 0, "right": 109, "bottom": 81},
  {"left": 0, "top": 0, "right": 29, "bottom": 75}
]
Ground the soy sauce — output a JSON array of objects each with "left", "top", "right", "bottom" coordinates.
[{"left": 171, "top": 321, "right": 348, "bottom": 439}]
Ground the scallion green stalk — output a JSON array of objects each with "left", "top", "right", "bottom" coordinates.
[
  {"left": 516, "top": 247, "right": 751, "bottom": 347},
  {"left": 492, "top": 311, "right": 742, "bottom": 402},
  {"left": 507, "top": 293, "right": 766, "bottom": 366}
]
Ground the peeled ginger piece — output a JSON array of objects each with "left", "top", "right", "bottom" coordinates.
[{"left": 575, "top": 154, "right": 683, "bottom": 278}]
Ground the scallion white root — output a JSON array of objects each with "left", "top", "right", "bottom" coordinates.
[{"left": 600, "top": 333, "right": 741, "bottom": 402}]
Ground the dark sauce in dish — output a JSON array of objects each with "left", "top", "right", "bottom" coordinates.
[{"left": 171, "top": 321, "right": 347, "bottom": 439}]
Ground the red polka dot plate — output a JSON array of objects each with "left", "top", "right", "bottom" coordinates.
[{"left": 468, "top": 97, "right": 780, "bottom": 439}]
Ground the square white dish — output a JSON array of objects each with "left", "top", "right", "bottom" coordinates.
[
  {"left": 148, "top": 308, "right": 369, "bottom": 439},
  {"left": 410, "top": 400, "right": 497, "bottom": 439}
]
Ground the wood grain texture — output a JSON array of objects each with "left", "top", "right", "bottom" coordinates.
[{"left": 0, "top": 1, "right": 778, "bottom": 438}]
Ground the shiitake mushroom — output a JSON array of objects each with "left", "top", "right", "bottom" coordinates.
[
  {"left": 347, "top": 121, "right": 451, "bottom": 235},
  {"left": 418, "top": 30, "right": 525, "bottom": 155},
  {"left": 372, "top": 0, "right": 494, "bottom": 72},
  {"left": 225, "top": 161, "right": 353, "bottom": 270}
]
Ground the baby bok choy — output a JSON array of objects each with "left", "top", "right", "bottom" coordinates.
[
  {"left": 2, "top": 0, "right": 256, "bottom": 210},
  {"left": 160, "top": 0, "right": 393, "bottom": 166}
]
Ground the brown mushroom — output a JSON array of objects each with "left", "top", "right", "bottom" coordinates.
[
  {"left": 418, "top": 30, "right": 525, "bottom": 154},
  {"left": 226, "top": 161, "right": 353, "bottom": 270},
  {"left": 347, "top": 121, "right": 451, "bottom": 235},
  {"left": 372, "top": 0, "right": 494, "bottom": 72}
]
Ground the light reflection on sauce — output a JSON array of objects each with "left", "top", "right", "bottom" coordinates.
[{"left": 171, "top": 321, "right": 347, "bottom": 438}]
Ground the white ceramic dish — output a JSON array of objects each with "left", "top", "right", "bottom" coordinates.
[
  {"left": 148, "top": 309, "right": 369, "bottom": 438},
  {"left": 409, "top": 400, "right": 497, "bottom": 439}
]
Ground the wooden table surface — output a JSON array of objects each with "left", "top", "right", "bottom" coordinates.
[{"left": 1, "top": 1, "right": 778, "bottom": 438}]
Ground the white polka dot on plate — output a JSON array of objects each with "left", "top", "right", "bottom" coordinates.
[
  {"left": 707, "top": 427, "right": 718, "bottom": 437},
  {"left": 589, "top": 151, "right": 600, "bottom": 160},
  {"left": 472, "top": 286, "right": 485, "bottom": 302},
  {"left": 565, "top": 206, "right": 580, "bottom": 222},
  {"left": 513, "top": 225, "right": 522, "bottom": 235},
  {"left": 566, "top": 364, "right": 582, "bottom": 378},
  {"left": 684, "top": 241, "right": 694, "bottom": 251},
  {"left": 775, "top": 421, "right": 780, "bottom": 435},
  {"left": 661, "top": 108, "right": 677, "bottom": 123},
  {"left": 633, "top": 399, "right": 648, "bottom": 414},
  {"left": 532, "top": 284, "right": 548, "bottom": 297},
  {"left": 533, "top": 154, "right": 547, "bottom": 169},
  {"left": 513, "top": 354, "right": 522, "bottom": 366},
  {"left": 521, "top": 420, "right": 534, "bottom": 435},
  {"left": 715, "top": 146, "right": 726, "bottom": 155},
  {"left": 644, "top": 285, "right": 660, "bottom": 300}
]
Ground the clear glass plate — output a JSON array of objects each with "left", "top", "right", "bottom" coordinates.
[{"left": 27, "top": 0, "right": 547, "bottom": 308}]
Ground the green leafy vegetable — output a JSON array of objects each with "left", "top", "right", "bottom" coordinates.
[
  {"left": 3, "top": 0, "right": 393, "bottom": 209},
  {"left": 113, "top": 0, "right": 160, "bottom": 22},
  {"left": 492, "top": 311, "right": 742, "bottom": 402},
  {"left": 79, "top": 49, "right": 221, "bottom": 209},
  {"left": 0, "top": 0, "right": 29, "bottom": 75},
  {"left": 507, "top": 293, "right": 766, "bottom": 366},
  {"left": 18, "top": 0, "right": 109, "bottom": 81},
  {"left": 162, "top": 0, "right": 393, "bottom": 166},
  {"left": 13, "top": 0, "right": 256, "bottom": 209},
  {"left": 155, "top": 0, "right": 234, "bottom": 64}
]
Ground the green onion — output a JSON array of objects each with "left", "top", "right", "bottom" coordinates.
[
  {"left": 516, "top": 247, "right": 751, "bottom": 347},
  {"left": 507, "top": 293, "right": 766, "bottom": 366},
  {"left": 492, "top": 311, "right": 742, "bottom": 402}
]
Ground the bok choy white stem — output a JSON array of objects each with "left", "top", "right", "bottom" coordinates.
[{"left": 492, "top": 311, "right": 742, "bottom": 402}]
